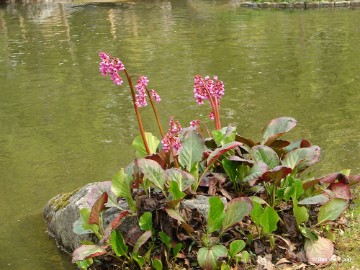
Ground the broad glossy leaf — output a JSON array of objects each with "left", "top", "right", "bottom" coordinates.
[
  {"left": 169, "top": 181, "right": 186, "bottom": 201},
  {"left": 132, "top": 132, "right": 160, "bottom": 157},
  {"left": 251, "top": 145, "right": 280, "bottom": 169},
  {"left": 250, "top": 201, "right": 264, "bottom": 226},
  {"left": 197, "top": 245, "right": 228, "bottom": 270},
  {"left": 293, "top": 199, "right": 309, "bottom": 225},
  {"left": 73, "top": 216, "right": 94, "bottom": 235},
  {"left": 261, "top": 117, "right": 297, "bottom": 145},
  {"left": 72, "top": 245, "right": 107, "bottom": 263},
  {"left": 298, "top": 194, "right": 330, "bottom": 205},
  {"left": 165, "top": 168, "right": 194, "bottom": 191},
  {"left": 329, "top": 182, "right": 351, "bottom": 200},
  {"left": 282, "top": 146, "right": 321, "bottom": 171},
  {"left": 207, "top": 142, "right": 242, "bottom": 167},
  {"left": 207, "top": 197, "right": 225, "bottom": 233},
  {"left": 178, "top": 130, "right": 204, "bottom": 172},
  {"left": 102, "top": 211, "right": 129, "bottom": 243},
  {"left": 173, "top": 243, "right": 183, "bottom": 257},
  {"left": 305, "top": 237, "right": 334, "bottom": 264},
  {"left": 133, "top": 230, "right": 152, "bottom": 254},
  {"left": 137, "top": 158, "right": 166, "bottom": 190},
  {"left": 243, "top": 161, "right": 268, "bottom": 185},
  {"left": 222, "top": 197, "right": 253, "bottom": 232},
  {"left": 110, "top": 230, "right": 128, "bottom": 257},
  {"left": 261, "top": 166, "right": 292, "bottom": 183},
  {"left": 211, "top": 126, "right": 236, "bottom": 146},
  {"left": 249, "top": 196, "right": 268, "bottom": 205},
  {"left": 229, "top": 240, "right": 246, "bottom": 258},
  {"left": 89, "top": 192, "right": 108, "bottom": 225},
  {"left": 221, "top": 158, "right": 238, "bottom": 183},
  {"left": 260, "top": 206, "right": 280, "bottom": 234},
  {"left": 317, "top": 198, "right": 348, "bottom": 225},
  {"left": 77, "top": 208, "right": 100, "bottom": 234},
  {"left": 139, "top": 212, "right": 153, "bottom": 231},
  {"left": 111, "top": 169, "right": 136, "bottom": 212}
]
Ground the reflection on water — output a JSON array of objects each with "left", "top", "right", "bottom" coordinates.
[{"left": 0, "top": 1, "right": 360, "bottom": 269}]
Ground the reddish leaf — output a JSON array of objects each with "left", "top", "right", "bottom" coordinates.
[
  {"left": 72, "top": 245, "right": 107, "bottom": 263},
  {"left": 329, "top": 183, "right": 351, "bottom": 200},
  {"left": 165, "top": 208, "right": 194, "bottom": 234},
  {"left": 89, "top": 192, "right": 108, "bottom": 225},
  {"left": 146, "top": 153, "right": 166, "bottom": 169},
  {"left": 261, "top": 117, "right": 297, "bottom": 146},
  {"left": 348, "top": 174, "right": 360, "bottom": 187},
  {"left": 261, "top": 166, "right": 292, "bottom": 183},
  {"left": 100, "top": 211, "right": 130, "bottom": 244},
  {"left": 305, "top": 237, "right": 334, "bottom": 265},
  {"left": 235, "top": 135, "right": 257, "bottom": 148},
  {"left": 207, "top": 142, "right": 242, "bottom": 167},
  {"left": 303, "top": 172, "right": 348, "bottom": 190},
  {"left": 269, "top": 139, "right": 290, "bottom": 149},
  {"left": 228, "top": 155, "right": 254, "bottom": 165}
]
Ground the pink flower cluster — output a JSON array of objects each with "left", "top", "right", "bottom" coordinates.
[
  {"left": 134, "top": 76, "right": 161, "bottom": 108},
  {"left": 194, "top": 75, "right": 225, "bottom": 119},
  {"left": 99, "top": 52, "right": 125, "bottom": 85},
  {"left": 161, "top": 117, "right": 182, "bottom": 154},
  {"left": 190, "top": 119, "right": 201, "bottom": 127}
]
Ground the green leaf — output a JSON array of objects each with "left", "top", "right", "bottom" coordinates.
[
  {"left": 222, "top": 197, "right": 253, "bottom": 232},
  {"left": 260, "top": 206, "right": 280, "bottom": 234},
  {"left": 132, "top": 132, "right": 160, "bottom": 157},
  {"left": 298, "top": 194, "right": 330, "bottom": 205},
  {"left": 250, "top": 201, "right": 264, "bottom": 226},
  {"left": 152, "top": 258, "right": 163, "bottom": 270},
  {"left": 221, "top": 158, "right": 238, "bottom": 183},
  {"left": 76, "top": 258, "right": 93, "bottom": 270},
  {"left": 173, "top": 243, "right": 183, "bottom": 258},
  {"left": 299, "top": 226, "right": 318, "bottom": 241},
  {"left": 211, "top": 126, "right": 236, "bottom": 146},
  {"left": 137, "top": 158, "right": 166, "bottom": 191},
  {"left": 159, "top": 231, "right": 172, "bottom": 251},
  {"left": 207, "top": 197, "right": 225, "bottom": 233},
  {"left": 293, "top": 200, "right": 309, "bottom": 225},
  {"left": 241, "top": 250, "right": 250, "bottom": 263},
  {"left": 261, "top": 117, "right": 297, "bottom": 145},
  {"left": 165, "top": 168, "right": 195, "bottom": 191},
  {"left": 111, "top": 169, "right": 136, "bottom": 212},
  {"left": 77, "top": 208, "right": 100, "bottom": 235},
  {"left": 317, "top": 198, "right": 349, "bottom": 225},
  {"left": 197, "top": 245, "right": 228, "bottom": 270},
  {"left": 304, "top": 237, "right": 334, "bottom": 264},
  {"left": 229, "top": 240, "right": 246, "bottom": 258},
  {"left": 72, "top": 245, "right": 107, "bottom": 263},
  {"left": 168, "top": 181, "right": 186, "bottom": 201},
  {"left": 109, "top": 230, "right": 128, "bottom": 257},
  {"left": 178, "top": 130, "right": 204, "bottom": 172},
  {"left": 133, "top": 230, "right": 152, "bottom": 254},
  {"left": 132, "top": 253, "right": 146, "bottom": 268},
  {"left": 251, "top": 145, "right": 280, "bottom": 169},
  {"left": 282, "top": 146, "right": 321, "bottom": 171},
  {"left": 139, "top": 212, "right": 153, "bottom": 231}
]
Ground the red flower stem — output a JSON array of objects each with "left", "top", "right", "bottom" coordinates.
[
  {"left": 201, "top": 78, "right": 221, "bottom": 130},
  {"left": 145, "top": 88, "right": 165, "bottom": 138},
  {"left": 123, "top": 69, "right": 151, "bottom": 155}
]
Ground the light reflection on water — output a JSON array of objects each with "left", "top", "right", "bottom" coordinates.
[{"left": 0, "top": 1, "right": 359, "bottom": 269}]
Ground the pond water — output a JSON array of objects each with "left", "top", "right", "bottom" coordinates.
[{"left": 0, "top": 1, "right": 359, "bottom": 269}]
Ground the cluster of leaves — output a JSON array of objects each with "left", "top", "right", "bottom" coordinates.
[
  {"left": 70, "top": 55, "right": 359, "bottom": 269},
  {"left": 72, "top": 116, "right": 359, "bottom": 269}
]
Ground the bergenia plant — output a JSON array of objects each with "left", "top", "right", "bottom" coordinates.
[{"left": 71, "top": 52, "right": 359, "bottom": 270}]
